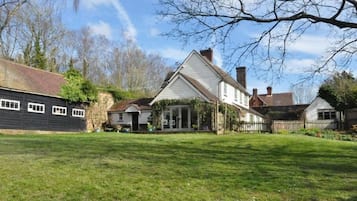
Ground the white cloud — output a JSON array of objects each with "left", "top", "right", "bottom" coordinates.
[
  {"left": 213, "top": 48, "right": 223, "bottom": 67},
  {"left": 88, "top": 21, "right": 112, "bottom": 39},
  {"left": 288, "top": 35, "right": 332, "bottom": 55},
  {"left": 111, "top": 0, "right": 137, "bottom": 42},
  {"left": 82, "top": 0, "right": 137, "bottom": 42},
  {"left": 82, "top": 0, "right": 113, "bottom": 9},
  {"left": 149, "top": 28, "right": 160, "bottom": 37},
  {"left": 152, "top": 48, "right": 188, "bottom": 62},
  {"left": 284, "top": 59, "right": 317, "bottom": 74}
]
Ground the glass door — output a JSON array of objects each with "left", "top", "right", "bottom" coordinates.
[
  {"left": 171, "top": 108, "right": 179, "bottom": 129},
  {"left": 163, "top": 110, "right": 170, "bottom": 129},
  {"left": 181, "top": 107, "right": 189, "bottom": 129}
]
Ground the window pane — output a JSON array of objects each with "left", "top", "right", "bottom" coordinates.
[
  {"left": 318, "top": 112, "right": 323, "bottom": 120},
  {"left": 331, "top": 112, "right": 336, "bottom": 119}
]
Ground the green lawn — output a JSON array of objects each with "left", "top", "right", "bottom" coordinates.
[{"left": 0, "top": 133, "right": 356, "bottom": 201}]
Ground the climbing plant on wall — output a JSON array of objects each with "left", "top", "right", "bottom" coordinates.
[{"left": 151, "top": 98, "right": 214, "bottom": 129}]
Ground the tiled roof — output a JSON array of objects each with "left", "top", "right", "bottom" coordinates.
[
  {"left": 200, "top": 54, "right": 249, "bottom": 95},
  {"left": 109, "top": 98, "right": 153, "bottom": 112},
  {"left": 0, "top": 58, "right": 65, "bottom": 97},
  {"left": 180, "top": 73, "right": 219, "bottom": 102},
  {"left": 258, "top": 93, "right": 294, "bottom": 106}
]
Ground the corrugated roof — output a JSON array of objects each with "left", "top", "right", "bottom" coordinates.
[{"left": 0, "top": 58, "right": 65, "bottom": 97}]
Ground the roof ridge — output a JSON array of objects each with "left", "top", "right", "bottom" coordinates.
[
  {"left": 0, "top": 58, "right": 64, "bottom": 77},
  {"left": 195, "top": 52, "right": 249, "bottom": 95}
]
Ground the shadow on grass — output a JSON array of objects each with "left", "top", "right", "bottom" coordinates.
[{"left": 0, "top": 134, "right": 356, "bottom": 200}]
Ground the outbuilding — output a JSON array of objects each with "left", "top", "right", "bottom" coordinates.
[{"left": 0, "top": 59, "right": 86, "bottom": 133}]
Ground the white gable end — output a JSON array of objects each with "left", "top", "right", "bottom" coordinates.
[
  {"left": 153, "top": 76, "right": 207, "bottom": 102},
  {"left": 180, "top": 52, "right": 220, "bottom": 96},
  {"left": 305, "top": 97, "right": 335, "bottom": 121}
]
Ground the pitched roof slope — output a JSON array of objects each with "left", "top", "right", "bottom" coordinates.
[
  {"left": 109, "top": 98, "right": 153, "bottom": 112},
  {"left": 0, "top": 58, "right": 65, "bottom": 97},
  {"left": 259, "top": 92, "right": 293, "bottom": 106},
  {"left": 199, "top": 53, "right": 249, "bottom": 95}
]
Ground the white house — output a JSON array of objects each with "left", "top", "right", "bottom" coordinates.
[
  {"left": 108, "top": 98, "right": 152, "bottom": 131},
  {"left": 304, "top": 97, "right": 342, "bottom": 129},
  {"left": 150, "top": 48, "right": 264, "bottom": 132}
]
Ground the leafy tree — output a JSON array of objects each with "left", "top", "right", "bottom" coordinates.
[
  {"left": 31, "top": 36, "right": 47, "bottom": 69},
  {"left": 318, "top": 71, "right": 357, "bottom": 111},
  {"left": 60, "top": 63, "right": 98, "bottom": 103},
  {"left": 158, "top": 0, "right": 357, "bottom": 77}
]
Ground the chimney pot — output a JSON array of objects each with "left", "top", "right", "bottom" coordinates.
[
  {"left": 253, "top": 88, "right": 258, "bottom": 96},
  {"left": 236, "top": 67, "right": 246, "bottom": 89},
  {"left": 267, "top": 86, "right": 272, "bottom": 95},
  {"left": 200, "top": 48, "right": 213, "bottom": 62}
]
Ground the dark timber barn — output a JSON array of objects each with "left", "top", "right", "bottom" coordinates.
[{"left": 0, "top": 59, "right": 86, "bottom": 132}]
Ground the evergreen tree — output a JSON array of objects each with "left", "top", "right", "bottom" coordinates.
[{"left": 318, "top": 71, "right": 357, "bottom": 111}]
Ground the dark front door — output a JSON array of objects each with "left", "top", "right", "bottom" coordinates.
[{"left": 132, "top": 113, "right": 139, "bottom": 131}]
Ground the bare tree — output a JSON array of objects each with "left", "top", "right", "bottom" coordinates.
[
  {"left": 0, "top": 0, "right": 27, "bottom": 58},
  {"left": 13, "top": 0, "right": 67, "bottom": 71},
  {"left": 158, "top": 0, "right": 357, "bottom": 78},
  {"left": 108, "top": 40, "right": 170, "bottom": 95},
  {"left": 291, "top": 82, "right": 317, "bottom": 104}
]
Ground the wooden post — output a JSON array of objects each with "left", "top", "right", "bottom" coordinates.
[
  {"left": 224, "top": 103, "right": 227, "bottom": 134},
  {"left": 215, "top": 101, "right": 219, "bottom": 135}
]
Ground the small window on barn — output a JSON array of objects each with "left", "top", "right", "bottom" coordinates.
[
  {"left": 28, "top": 102, "right": 45, "bottom": 114},
  {"left": 317, "top": 109, "right": 336, "bottom": 120},
  {"left": 118, "top": 113, "right": 123, "bottom": 121},
  {"left": 52, "top": 106, "right": 67, "bottom": 116},
  {"left": 72, "top": 108, "right": 85, "bottom": 118},
  {"left": 0, "top": 99, "right": 20, "bottom": 111}
]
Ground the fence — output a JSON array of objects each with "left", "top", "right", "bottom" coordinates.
[
  {"left": 272, "top": 120, "right": 338, "bottom": 133},
  {"left": 236, "top": 122, "right": 271, "bottom": 133}
]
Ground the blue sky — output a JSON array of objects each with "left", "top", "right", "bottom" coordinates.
[{"left": 61, "top": 0, "right": 356, "bottom": 99}]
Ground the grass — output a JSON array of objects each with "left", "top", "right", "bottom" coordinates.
[{"left": 0, "top": 133, "right": 356, "bottom": 201}]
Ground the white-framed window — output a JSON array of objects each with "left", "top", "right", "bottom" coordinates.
[
  {"left": 72, "top": 108, "right": 85, "bottom": 118},
  {"left": 0, "top": 99, "right": 20, "bottom": 111},
  {"left": 28, "top": 102, "right": 45, "bottom": 114},
  {"left": 317, "top": 109, "right": 336, "bottom": 120},
  {"left": 234, "top": 89, "right": 238, "bottom": 101},
  {"left": 52, "top": 106, "right": 67, "bottom": 116},
  {"left": 240, "top": 92, "right": 243, "bottom": 104},
  {"left": 118, "top": 113, "right": 123, "bottom": 121}
]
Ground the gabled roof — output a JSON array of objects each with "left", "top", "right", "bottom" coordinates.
[
  {"left": 258, "top": 92, "right": 293, "bottom": 106},
  {"left": 166, "top": 50, "right": 249, "bottom": 95},
  {"left": 0, "top": 58, "right": 65, "bottom": 97},
  {"left": 109, "top": 98, "right": 153, "bottom": 112},
  {"left": 200, "top": 56, "right": 249, "bottom": 95},
  {"left": 150, "top": 73, "right": 218, "bottom": 105}
]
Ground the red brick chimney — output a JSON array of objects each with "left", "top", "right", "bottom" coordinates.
[
  {"left": 267, "top": 86, "right": 272, "bottom": 96},
  {"left": 236, "top": 67, "right": 246, "bottom": 89},
  {"left": 200, "top": 48, "right": 213, "bottom": 62}
]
